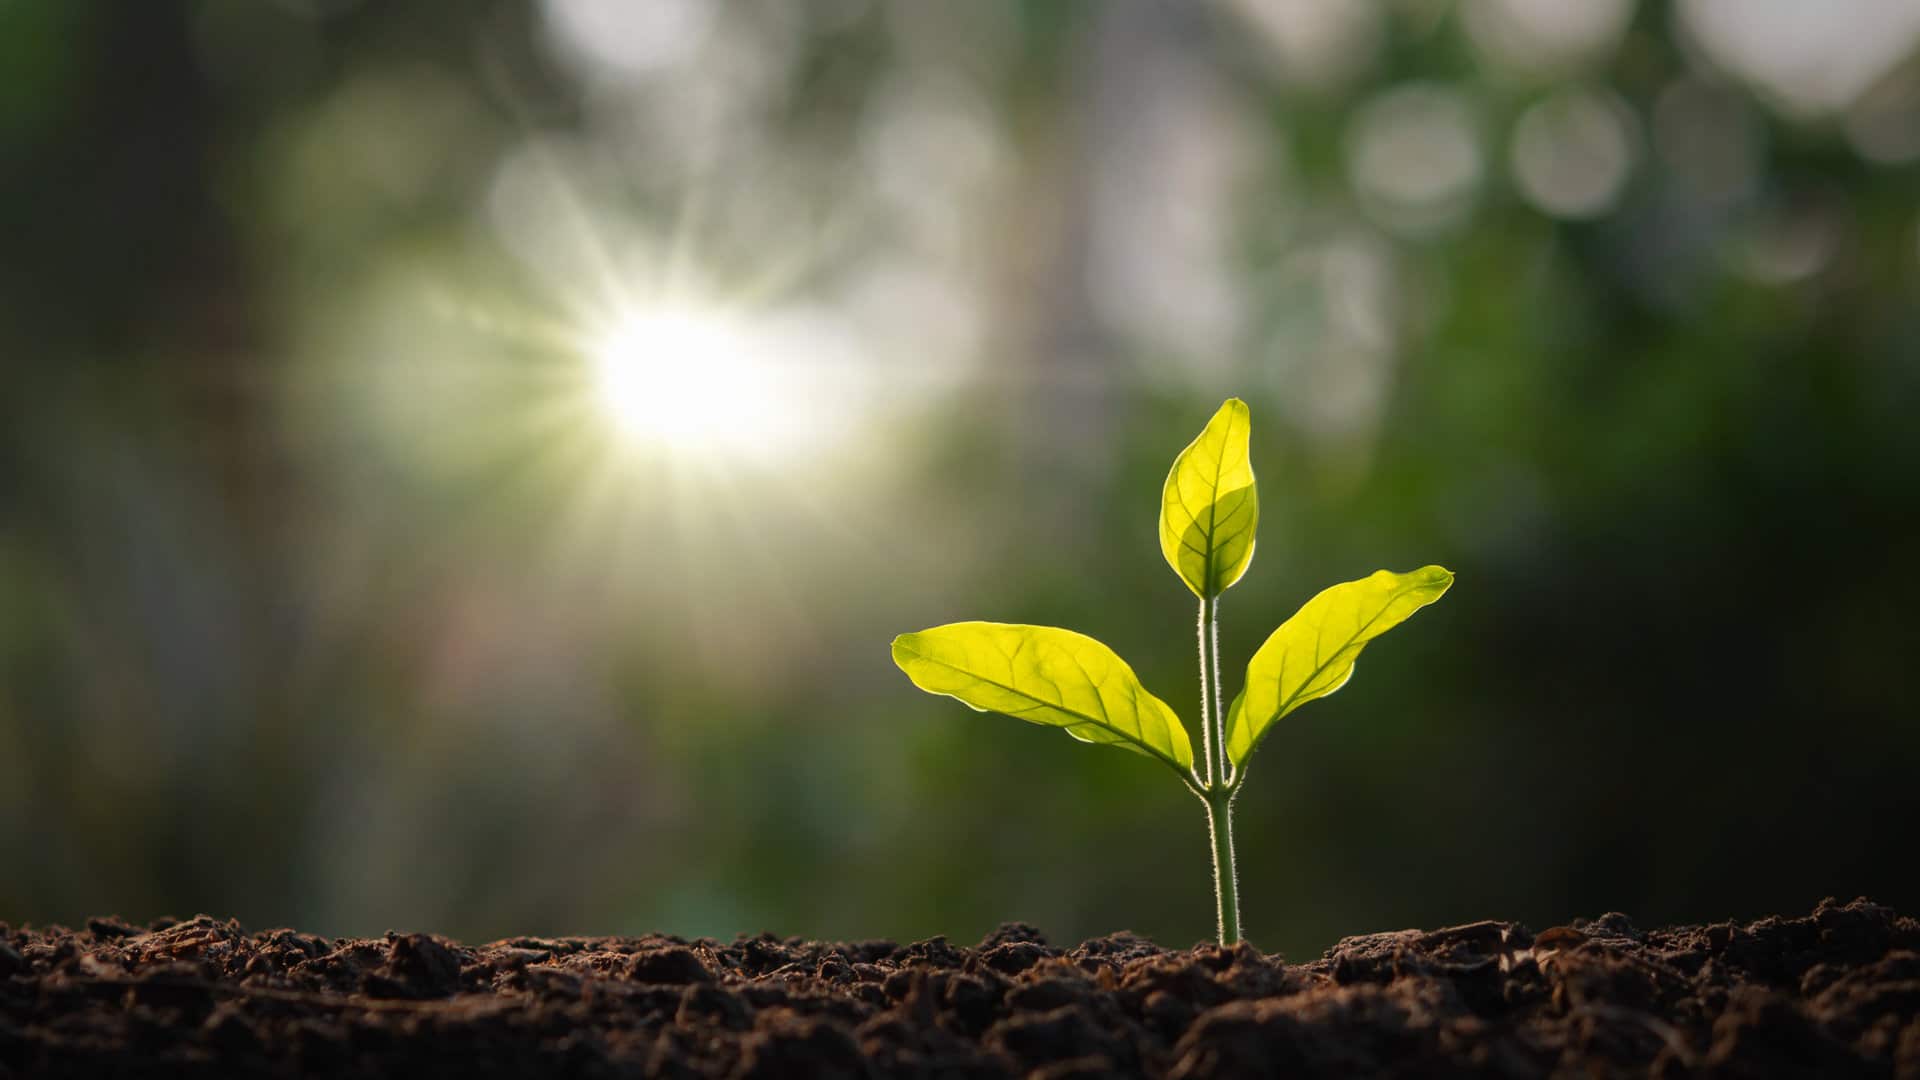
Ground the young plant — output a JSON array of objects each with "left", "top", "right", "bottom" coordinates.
[{"left": 891, "top": 399, "right": 1452, "bottom": 945}]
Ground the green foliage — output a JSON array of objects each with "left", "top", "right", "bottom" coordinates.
[
  {"left": 1160, "top": 398, "right": 1258, "bottom": 599},
  {"left": 1224, "top": 567, "right": 1454, "bottom": 768},
  {"left": 890, "top": 622, "right": 1194, "bottom": 772},
  {"left": 893, "top": 399, "right": 1451, "bottom": 943}
]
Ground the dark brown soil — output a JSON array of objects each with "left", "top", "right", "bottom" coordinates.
[{"left": 3, "top": 898, "right": 1917, "bottom": 1078}]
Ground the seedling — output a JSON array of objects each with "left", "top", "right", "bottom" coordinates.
[{"left": 892, "top": 399, "right": 1452, "bottom": 945}]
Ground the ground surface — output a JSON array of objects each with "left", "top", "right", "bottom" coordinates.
[{"left": 2, "top": 898, "right": 1916, "bottom": 1077}]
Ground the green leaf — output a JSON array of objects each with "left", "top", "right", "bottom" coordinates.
[
  {"left": 1160, "top": 399, "right": 1259, "bottom": 599},
  {"left": 892, "top": 622, "right": 1194, "bottom": 773},
  {"left": 1224, "top": 566, "right": 1453, "bottom": 768}
]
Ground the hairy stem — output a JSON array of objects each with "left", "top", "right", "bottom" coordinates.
[
  {"left": 1205, "top": 790, "right": 1241, "bottom": 946},
  {"left": 1198, "top": 595, "right": 1241, "bottom": 945},
  {"left": 1194, "top": 598, "right": 1213, "bottom": 787},
  {"left": 1208, "top": 595, "right": 1229, "bottom": 787}
]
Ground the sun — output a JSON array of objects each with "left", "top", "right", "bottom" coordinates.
[{"left": 588, "top": 307, "right": 782, "bottom": 455}]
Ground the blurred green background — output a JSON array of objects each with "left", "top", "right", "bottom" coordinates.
[{"left": 3, "top": 0, "right": 1918, "bottom": 959}]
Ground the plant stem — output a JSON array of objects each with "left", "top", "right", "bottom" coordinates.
[
  {"left": 1194, "top": 597, "right": 1213, "bottom": 787},
  {"left": 1197, "top": 595, "right": 1241, "bottom": 945},
  {"left": 1208, "top": 595, "right": 1229, "bottom": 787},
  {"left": 1205, "top": 790, "right": 1241, "bottom": 946}
]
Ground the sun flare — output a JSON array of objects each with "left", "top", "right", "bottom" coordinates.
[{"left": 588, "top": 307, "right": 782, "bottom": 454}]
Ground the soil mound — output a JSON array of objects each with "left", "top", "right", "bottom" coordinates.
[{"left": 4, "top": 898, "right": 1916, "bottom": 1077}]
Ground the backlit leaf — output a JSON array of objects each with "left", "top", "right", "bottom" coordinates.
[
  {"left": 892, "top": 622, "right": 1194, "bottom": 773},
  {"left": 1160, "top": 399, "right": 1258, "bottom": 599},
  {"left": 1224, "top": 566, "right": 1453, "bottom": 767}
]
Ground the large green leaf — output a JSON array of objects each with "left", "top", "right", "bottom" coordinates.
[
  {"left": 1160, "top": 398, "right": 1258, "bottom": 599},
  {"left": 1224, "top": 566, "right": 1453, "bottom": 767},
  {"left": 892, "top": 622, "right": 1194, "bottom": 773}
]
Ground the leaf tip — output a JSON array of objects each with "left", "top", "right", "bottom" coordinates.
[{"left": 888, "top": 632, "right": 921, "bottom": 669}]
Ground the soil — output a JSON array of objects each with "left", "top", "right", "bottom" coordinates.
[{"left": 2, "top": 898, "right": 1916, "bottom": 1078}]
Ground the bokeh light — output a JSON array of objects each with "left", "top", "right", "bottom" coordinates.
[
  {"left": 1510, "top": 86, "right": 1639, "bottom": 219},
  {"left": 1678, "top": 0, "right": 1920, "bottom": 116},
  {"left": 1464, "top": 0, "right": 1635, "bottom": 78},
  {"left": 1346, "top": 83, "right": 1484, "bottom": 236}
]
